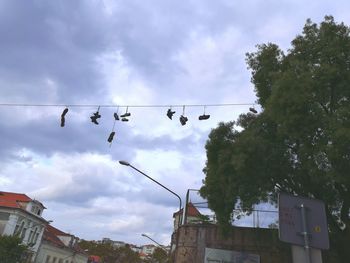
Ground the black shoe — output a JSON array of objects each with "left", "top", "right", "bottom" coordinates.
[
  {"left": 167, "top": 109, "right": 175, "bottom": 120},
  {"left": 180, "top": 115, "right": 188, "bottom": 125},
  {"left": 108, "top": 132, "right": 115, "bottom": 143},
  {"left": 199, "top": 114, "right": 210, "bottom": 120},
  {"left": 120, "top": 112, "right": 131, "bottom": 118},
  {"left": 61, "top": 117, "right": 65, "bottom": 127},
  {"left": 90, "top": 112, "right": 101, "bottom": 125}
]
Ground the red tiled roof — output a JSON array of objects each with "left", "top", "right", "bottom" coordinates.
[
  {"left": 46, "top": 225, "right": 71, "bottom": 237},
  {"left": 43, "top": 226, "right": 66, "bottom": 247},
  {"left": 44, "top": 225, "right": 87, "bottom": 255},
  {"left": 0, "top": 191, "right": 32, "bottom": 208},
  {"left": 173, "top": 202, "right": 202, "bottom": 217}
]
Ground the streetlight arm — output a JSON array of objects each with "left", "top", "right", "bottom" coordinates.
[
  {"left": 128, "top": 164, "right": 182, "bottom": 212},
  {"left": 141, "top": 234, "right": 164, "bottom": 248}
]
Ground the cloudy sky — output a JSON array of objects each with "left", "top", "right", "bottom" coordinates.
[{"left": 0, "top": 0, "right": 349, "bottom": 246}]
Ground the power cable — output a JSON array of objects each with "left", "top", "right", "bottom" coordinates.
[{"left": 0, "top": 102, "right": 256, "bottom": 108}]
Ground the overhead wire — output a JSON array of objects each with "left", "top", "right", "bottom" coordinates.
[
  {"left": 0, "top": 102, "right": 256, "bottom": 108},
  {"left": 0, "top": 102, "right": 259, "bottom": 148}
]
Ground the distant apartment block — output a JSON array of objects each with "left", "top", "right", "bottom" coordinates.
[{"left": 101, "top": 237, "right": 127, "bottom": 248}]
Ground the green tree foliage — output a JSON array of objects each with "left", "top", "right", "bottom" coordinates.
[
  {"left": 79, "top": 240, "right": 141, "bottom": 263},
  {"left": 0, "top": 235, "right": 27, "bottom": 263},
  {"left": 151, "top": 247, "right": 169, "bottom": 263},
  {"left": 200, "top": 16, "right": 350, "bottom": 260}
]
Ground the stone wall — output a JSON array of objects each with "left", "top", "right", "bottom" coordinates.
[{"left": 174, "top": 224, "right": 291, "bottom": 263}]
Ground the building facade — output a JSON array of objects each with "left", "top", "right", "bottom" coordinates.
[
  {"left": 35, "top": 225, "right": 88, "bottom": 263},
  {"left": 0, "top": 191, "right": 49, "bottom": 261},
  {"left": 0, "top": 191, "right": 88, "bottom": 263}
]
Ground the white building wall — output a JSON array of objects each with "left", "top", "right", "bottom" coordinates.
[
  {"left": 57, "top": 235, "right": 73, "bottom": 247},
  {"left": 35, "top": 242, "right": 88, "bottom": 263},
  {"left": 2, "top": 213, "right": 18, "bottom": 235},
  {"left": 142, "top": 245, "right": 156, "bottom": 255},
  {"left": 131, "top": 246, "right": 142, "bottom": 253},
  {"left": 0, "top": 208, "right": 47, "bottom": 262}
]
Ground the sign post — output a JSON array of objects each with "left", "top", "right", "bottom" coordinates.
[
  {"left": 278, "top": 193, "right": 329, "bottom": 263},
  {"left": 299, "top": 203, "right": 311, "bottom": 263}
]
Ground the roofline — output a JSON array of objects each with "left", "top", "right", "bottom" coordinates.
[
  {"left": 31, "top": 199, "right": 47, "bottom": 209},
  {"left": 0, "top": 190, "right": 28, "bottom": 195},
  {"left": 42, "top": 240, "right": 88, "bottom": 256},
  {"left": 0, "top": 206, "right": 49, "bottom": 223},
  {"left": 0, "top": 191, "right": 47, "bottom": 208}
]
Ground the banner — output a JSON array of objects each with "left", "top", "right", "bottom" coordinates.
[{"left": 204, "top": 248, "right": 260, "bottom": 263}]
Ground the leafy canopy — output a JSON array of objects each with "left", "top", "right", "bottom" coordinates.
[
  {"left": 200, "top": 16, "right": 350, "bottom": 259},
  {"left": 79, "top": 240, "right": 141, "bottom": 263},
  {"left": 0, "top": 235, "right": 28, "bottom": 263}
]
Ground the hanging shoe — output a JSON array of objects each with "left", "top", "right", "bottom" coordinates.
[
  {"left": 120, "top": 112, "right": 131, "bottom": 118},
  {"left": 60, "top": 108, "right": 69, "bottom": 127},
  {"left": 199, "top": 114, "right": 210, "bottom": 120},
  {"left": 249, "top": 107, "right": 257, "bottom": 114},
  {"left": 90, "top": 111, "right": 101, "bottom": 125},
  {"left": 167, "top": 109, "right": 176, "bottom": 120},
  {"left": 107, "top": 132, "right": 115, "bottom": 143},
  {"left": 60, "top": 117, "right": 65, "bottom": 127},
  {"left": 179, "top": 115, "right": 188, "bottom": 126}
]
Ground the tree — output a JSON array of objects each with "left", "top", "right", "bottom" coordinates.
[
  {"left": 200, "top": 16, "right": 350, "bottom": 261},
  {"left": 0, "top": 235, "right": 28, "bottom": 263},
  {"left": 151, "top": 247, "right": 169, "bottom": 263},
  {"left": 79, "top": 240, "right": 142, "bottom": 263}
]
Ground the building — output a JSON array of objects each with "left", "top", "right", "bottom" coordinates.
[
  {"left": 101, "top": 237, "right": 126, "bottom": 248},
  {"left": 0, "top": 191, "right": 88, "bottom": 263},
  {"left": 35, "top": 224, "right": 88, "bottom": 263},
  {"left": 141, "top": 244, "right": 156, "bottom": 255},
  {"left": 130, "top": 244, "right": 142, "bottom": 254},
  {"left": 0, "top": 191, "right": 49, "bottom": 261},
  {"left": 173, "top": 202, "right": 202, "bottom": 232}
]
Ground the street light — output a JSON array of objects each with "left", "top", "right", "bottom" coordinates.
[
  {"left": 141, "top": 234, "right": 168, "bottom": 252},
  {"left": 118, "top": 160, "right": 182, "bottom": 225}
]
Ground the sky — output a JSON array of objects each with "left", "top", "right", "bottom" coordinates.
[{"left": 0, "top": 0, "right": 349, "bottom": 246}]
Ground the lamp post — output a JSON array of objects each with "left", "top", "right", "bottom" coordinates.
[
  {"left": 118, "top": 160, "right": 182, "bottom": 222},
  {"left": 141, "top": 234, "right": 168, "bottom": 252},
  {"left": 119, "top": 160, "right": 183, "bottom": 262}
]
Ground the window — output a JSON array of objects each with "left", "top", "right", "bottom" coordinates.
[
  {"left": 33, "top": 232, "right": 39, "bottom": 244},
  {"left": 58, "top": 259, "right": 63, "bottom": 263},
  {"left": 31, "top": 206, "right": 39, "bottom": 214},
  {"left": 20, "top": 227, "right": 27, "bottom": 240},
  {"left": 15, "top": 221, "right": 25, "bottom": 235},
  {"left": 45, "top": 255, "right": 51, "bottom": 263},
  {"left": 0, "top": 212, "right": 10, "bottom": 221},
  {"left": 29, "top": 228, "right": 38, "bottom": 244},
  {"left": 28, "top": 230, "right": 34, "bottom": 243},
  {"left": 14, "top": 224, "right": 19, "bottom": 234},
  {"left": 52, "top": 257, "right": 57, "bottom": 263}
]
